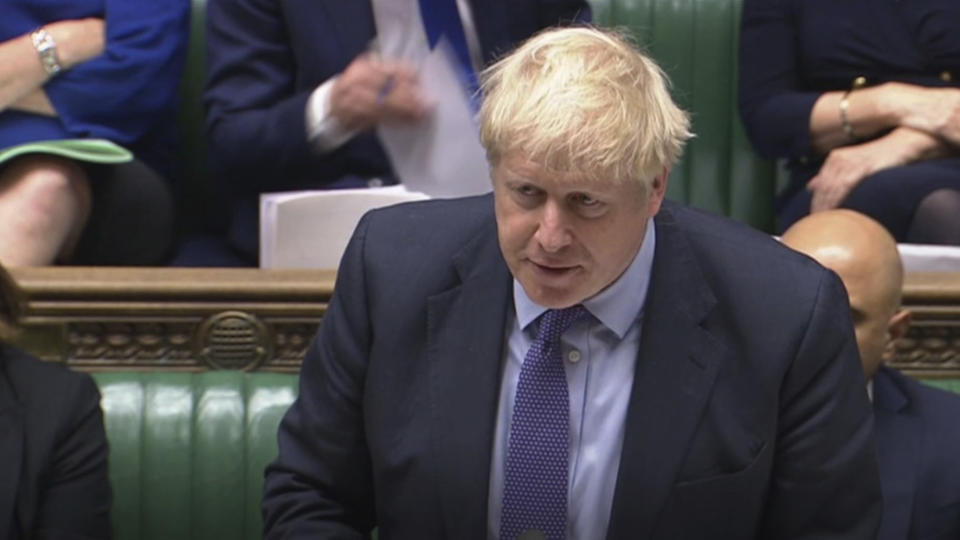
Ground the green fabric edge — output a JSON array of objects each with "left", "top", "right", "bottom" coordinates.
[{"left": 0, "top": 139, "right": 133, "bottom": 165}]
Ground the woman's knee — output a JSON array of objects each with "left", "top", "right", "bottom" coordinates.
[
  {"left": 0, "top": 155, "right": 92, "bottom": 224},
  {"left": 907, "top": 188, "right": 960, "bottom": 245}
]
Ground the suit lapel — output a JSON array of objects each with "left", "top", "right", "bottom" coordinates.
[
  {"left": 606, "top": 207, "right": 723, "bottom": 540},
  {"left": 872, "top": 367, "right": 919, "bottom": 540},
  {"left": 0, "top": 370, "right": 23, "bottom": 539},
  {"left": 428, "top": 219, "right": 512, "bottom": 540}
]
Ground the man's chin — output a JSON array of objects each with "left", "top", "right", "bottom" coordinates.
[{"left": 521, "top": 280, "right": 589, "bottom": 309}]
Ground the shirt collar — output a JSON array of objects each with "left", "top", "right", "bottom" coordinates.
[{"left": 513, "top": 219, "right": 656, "bottom": 339}]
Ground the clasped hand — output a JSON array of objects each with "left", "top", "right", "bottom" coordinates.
[
  {"left": 329, "top": 54, "right": 430, "bottom": 132},
  {"left": 894, "top": 83, "right": 960, "bottom": 147},
  {"left": 807, "top": 127, "right": 936, "bottom": 212}
]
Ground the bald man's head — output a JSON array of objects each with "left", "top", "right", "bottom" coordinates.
[{"left": 782, "top": 210, "right": 910, "bottom": 379}]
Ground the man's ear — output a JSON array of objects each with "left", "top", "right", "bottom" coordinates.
[
  {"left": 646, "top": 167, "right": 670, "bottom": 215},
  {"left": 885, "top": 309, "right": 911, "bottom": 353}
]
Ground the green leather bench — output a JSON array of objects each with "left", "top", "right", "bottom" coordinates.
[
  {"left": 172, "top": 0, "right": 777, "bottom": 241},
  {"left": 93, "top": 371, "right": 297, "bottom": 540},
  {"left": 925, "top": 378, "right": 960, "bottom": 395},
  {"left": 89, "top": 369, "right": 960, "bottom": 540}
]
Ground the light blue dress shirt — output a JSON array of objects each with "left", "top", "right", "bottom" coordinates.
[{"left": 488, "top": 220, "right": 656, "bottom": 540}]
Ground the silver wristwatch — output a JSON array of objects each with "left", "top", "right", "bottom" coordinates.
[{"left": 30, "top": 27, "right": 63, "bottom": 76}]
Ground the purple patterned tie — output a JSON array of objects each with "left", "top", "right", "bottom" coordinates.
[{"left": 500, "top": 305, "right": 589, "bottom": 540}]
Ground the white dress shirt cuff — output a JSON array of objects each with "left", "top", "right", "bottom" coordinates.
[{"left": 305, "top": 77, "right": 357, "bottom": 152}]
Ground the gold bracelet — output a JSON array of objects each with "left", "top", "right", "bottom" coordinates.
[
  {"left": 838, "top": 89, "right": 858, "bottom": 141},
  {"left": 30, "top": 27, "right": 62, "bottom": 76}
]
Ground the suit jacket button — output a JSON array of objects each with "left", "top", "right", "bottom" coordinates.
[{"left": 941, "top": 70, "right": 953, "bottom": 83}]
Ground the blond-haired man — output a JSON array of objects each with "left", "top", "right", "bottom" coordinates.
[
  {"left": 263, "top": 27, "right": 881, "bottom": 540},
  {"left": 783, "top": 210, "right": 960, "bottom": 540}
]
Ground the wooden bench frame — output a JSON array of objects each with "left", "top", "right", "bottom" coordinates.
[
  {"left": 9, "top": 268, "right": 960, "bottom": 378},
  {"left": 10, "top": 268, "right": 333, "bottom": 373}
]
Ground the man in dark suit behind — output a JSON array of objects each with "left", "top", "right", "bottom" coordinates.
[
  {"left": 262, "top": 27, "right": 882, "bottom": 539},
  {"left": 783, "top": 209, "right": 960, "bottom": 540},
  {"left": 201, "top": 0, "right": 590, "bottom": 263}
]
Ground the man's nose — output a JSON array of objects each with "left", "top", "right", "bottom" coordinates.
[{"left": 534, "top": 202, "right": 572, "bottom": 253}]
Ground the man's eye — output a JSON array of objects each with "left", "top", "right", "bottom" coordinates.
[
  {"left": 573, "top": 194, "right": 599, "bottom": 206},
  {"left": 516, "top": 185, "right": 539, "bottom": 196}
]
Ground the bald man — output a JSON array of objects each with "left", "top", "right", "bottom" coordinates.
[{"left": 783, "top": 210, "right": 960, "bottom": 540}]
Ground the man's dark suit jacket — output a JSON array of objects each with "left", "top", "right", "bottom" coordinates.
[
  {"left": 203, "top": 0, "right": 590, "bottom": 259},
  {"left": 262, "top": 195, "right": 882, "bottom": 539},
  {"left": 0, "top": 345, "right": 111, "bottom": 540},
  {"left": 874, "top": 366, "right": 960, "bottom": 540}
]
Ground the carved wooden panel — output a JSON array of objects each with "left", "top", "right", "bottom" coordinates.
[
  {"left": 8, "top": 268, "right": 960, "bottom": 378},
  {"left": 9, "top": 267, "right": 334, "bottom": 373},
  {"left": 890, "top": 273, "right": 960, "bottom": 378}
]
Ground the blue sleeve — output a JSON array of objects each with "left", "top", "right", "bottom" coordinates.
[
  {"left": 44, "top": 0, "right": 190, "bottom": 144},
  {"left": 737, "top": 0, "right": 820, "bottom": 160}
]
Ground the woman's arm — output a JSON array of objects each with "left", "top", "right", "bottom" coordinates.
[
  {"left": 809, "top": 83, "right": 960, "bottom": 154},
  {"left": 738, "top": 0, "right": 823, "bottom": 160},
  {"left": 41, "top": 0, "right": 190, "bottom": 144},
  {"left": 808, "top": 126, "right": 958, "bottom": 212},
  {"left": 888, "top": 83, "right": 960, "bottom": 147},
  {"left": 0, "top": 19, "right": 104, "bottom": 114}
]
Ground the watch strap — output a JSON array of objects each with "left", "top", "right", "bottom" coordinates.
[{"left": 30, "top": 27, "right": 63, "bottom": 76}]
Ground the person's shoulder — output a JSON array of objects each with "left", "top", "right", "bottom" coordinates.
[
  {"left": 878, "top": 367, "right": 960, "bottom": 493},
  {"left": 661, "top": 201, "right": 790, "bottom": 255},
  {"left": 358, "top": 193, "right": 495, "bottom": 255},
  {"left": 364, "top": 193, "right": 492, "bottom": 225},
  {"left": 656, "top": 201, "right": 850, "bottom": 337},
  {"left": 881, "top": 366, "right": 960, "bottom": 417},
  {"left": 1, "top": 345, "right": 99, "bottom": 410},
  {"left": 659, "top": 201, "right": 830, "bottom": 286}
]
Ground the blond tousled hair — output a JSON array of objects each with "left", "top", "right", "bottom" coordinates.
[{"left": 479, "top": 26, "right": 692, "bottom": 195}]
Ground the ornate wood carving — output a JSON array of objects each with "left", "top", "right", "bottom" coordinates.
[
  {"left": 889, "top": 273, "right": 960, "bottom": 378},
  {"left": 9, "top": 267, "right": 333, "bottom": 373},
  {"left": 8, "top": 268, "right": 960, "bottom": 378}
]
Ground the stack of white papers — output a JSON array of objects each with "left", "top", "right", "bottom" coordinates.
[{"left": 260, "top": 185, "right": 429, "bottom": 269}]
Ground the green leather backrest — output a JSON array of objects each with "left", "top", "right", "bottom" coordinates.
[
  {"left": 93, "top": 372, "right": 298, "bottom": 540},
  {"left": 174, "top": 0, "right": 211, "bottom": 233},
  {"left": 922, "top": 378, "right": 960, "bottom": 395},
  {"left": 87, "top": 372, "right": 955, "bottom": 540},
  {"left": 592, "top": 0, "right": 775, "bottom": 231}
]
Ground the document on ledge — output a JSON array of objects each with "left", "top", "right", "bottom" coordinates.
[
  {"left": 376, "top": 41, "right": 492, "bottom": 198},
  {"left": 259, "top": 185, "right": 429, "bottom": 269}
]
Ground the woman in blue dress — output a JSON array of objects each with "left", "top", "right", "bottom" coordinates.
[
  {"left": 739, "top": 0, "right": 960, "bottom": 244},
  {"left": 0, "top": 0, "right": 189, "bottom": 265}
]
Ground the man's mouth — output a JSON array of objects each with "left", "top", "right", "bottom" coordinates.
[{"left": 530, "top": 260, "right": 579, "bottom": 277}]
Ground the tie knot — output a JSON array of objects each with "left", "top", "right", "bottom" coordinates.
[{"left": 538, "top": 305, "right": 589, "bottom": 345}]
